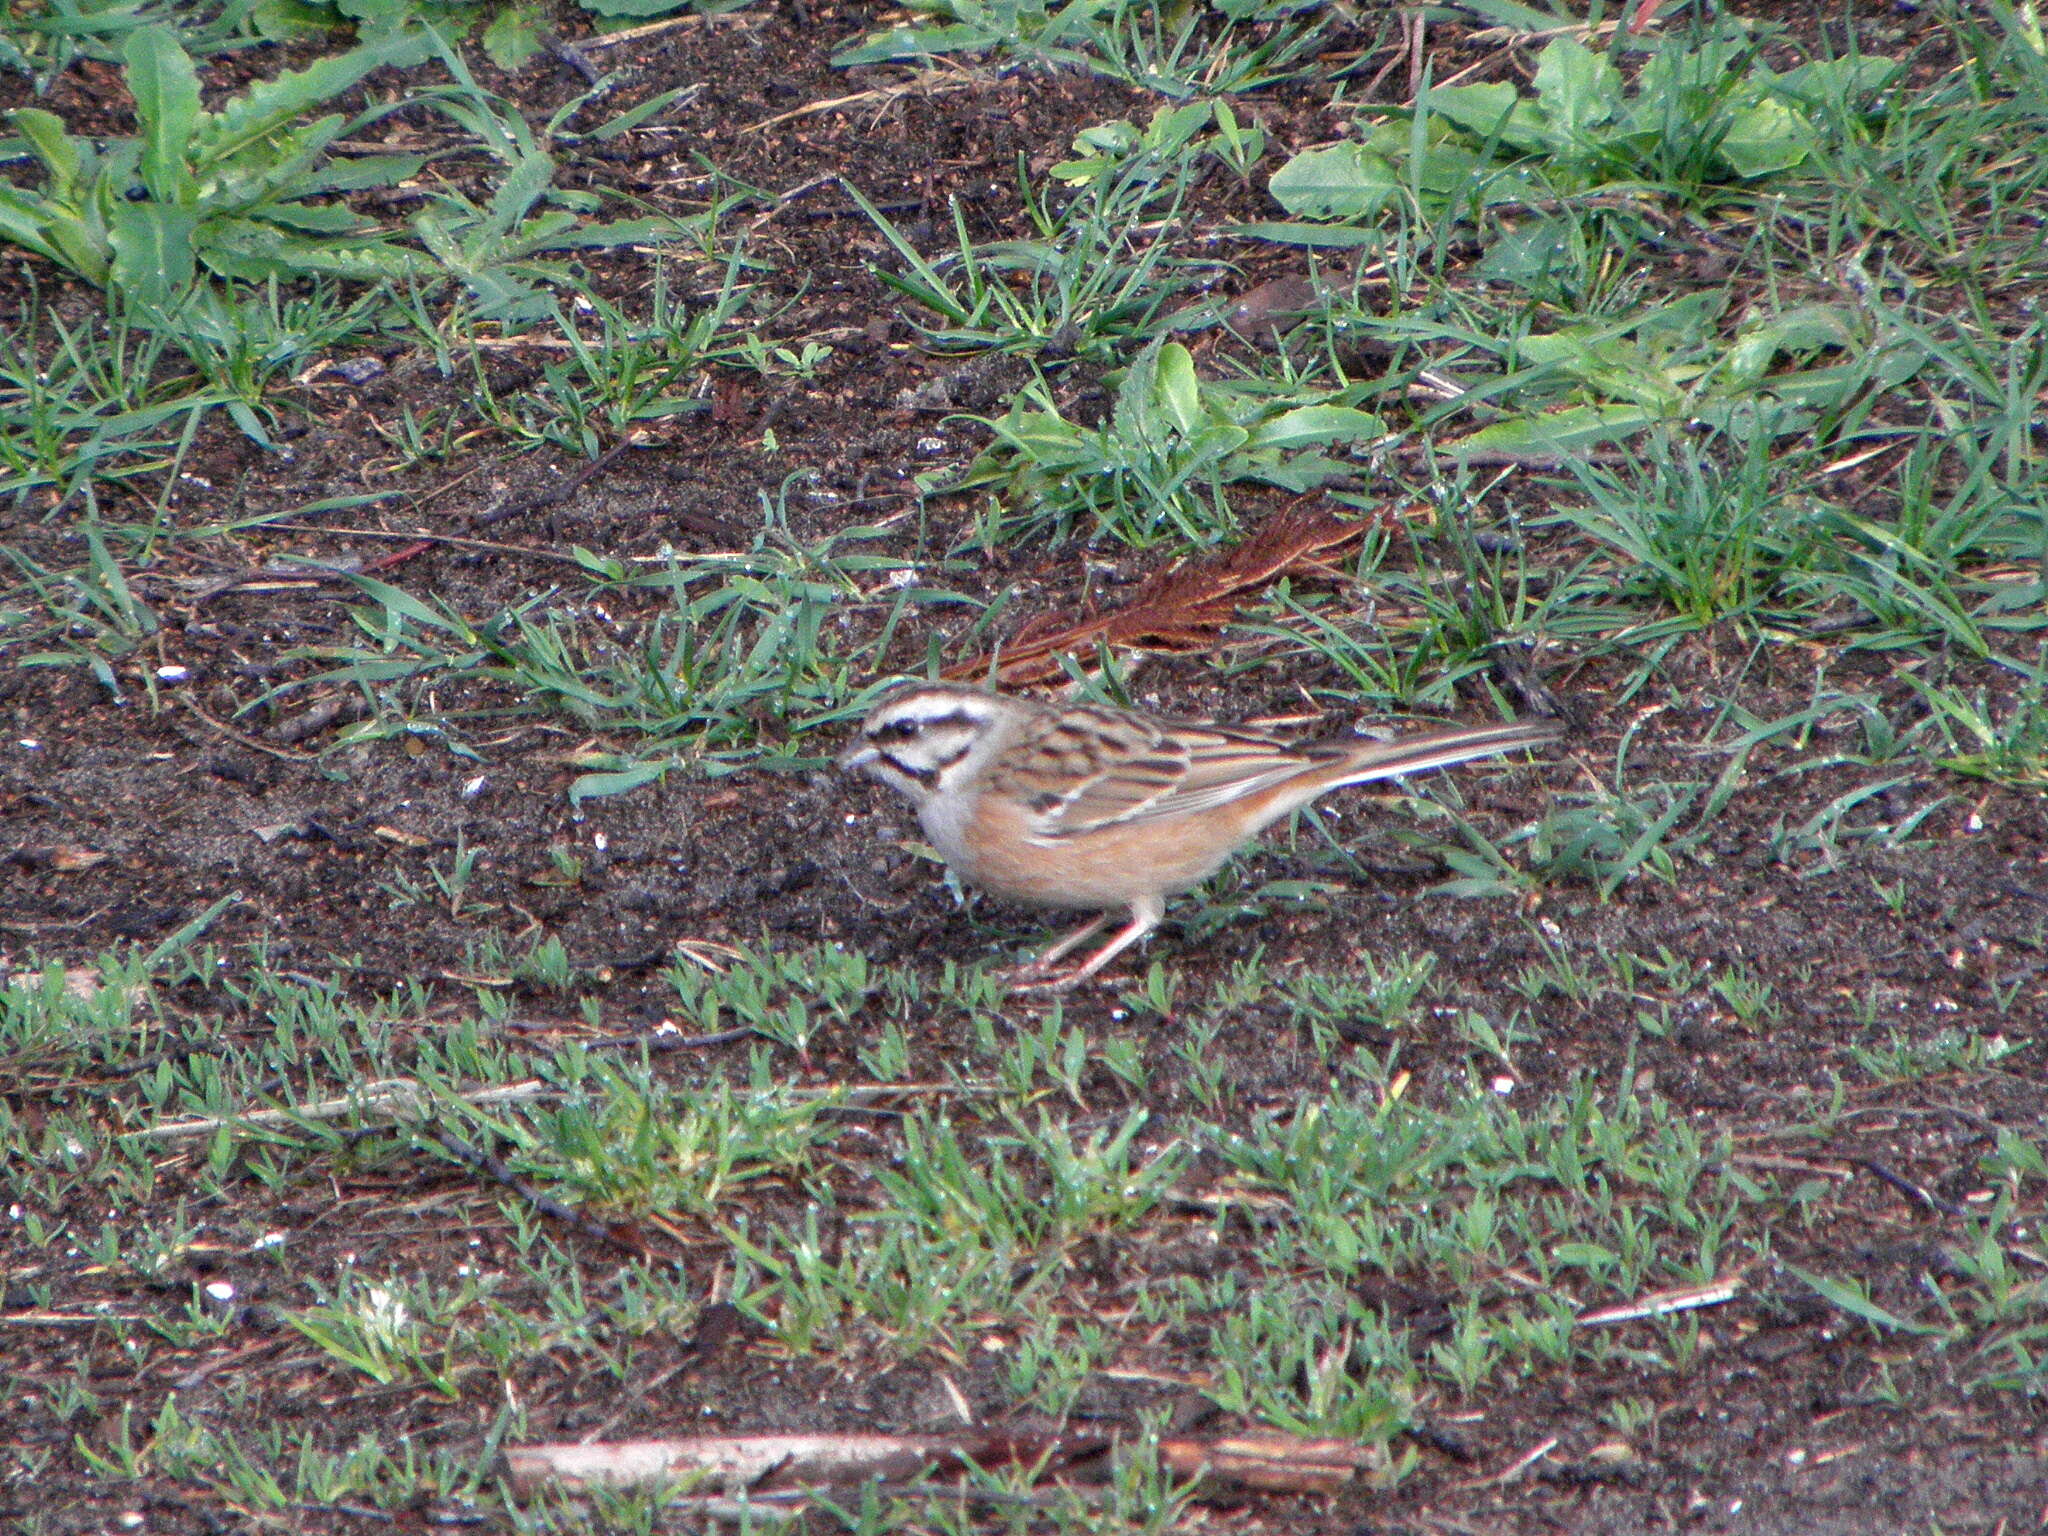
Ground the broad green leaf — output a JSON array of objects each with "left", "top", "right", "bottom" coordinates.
[
  {"left": 1430, "top": 0, "right": 1576, "bottom": 30},
  {"left": 258, "top": 202, "right": 374, "bottom": 234},
  {"left": 48, "top": 214, "right": 117, "bottom": 281},
  {"left": 1722, "top": 303, "right": 1856, "bottom": 388},
  {"left": 1181, "top": 421, "right": 1251, "bottom": 465},
  {"left": 1690, "top": 395, "right": 1817, "bottom": 443},
  {"left": 1360, "top": 120, "right": 1537, "bottom": 202},
  {"left": 483, "top": 5, "right": 546, "bottom": 70},
  {"left": 1630, "top": 32, "right": 1749, "bottom": 122},
  {"left": 1227, "top": 220, "right": 1383, "bottom": 247},
  {"left": 527, "top": 216, "right": 689, "bottom": 250},
  {"left": 1516, "top": 330, "right": 1688, "bottom": 413},
  {"left": 199, "top": 224, "right": 433, "bottom": 281},
  {"left": 544, "top": 187, "right": 602, "bottom": 214},
  {"left": 1531, "top": 36, "right": 1622, "bottom": 144},
  {"left": 108, "top": 202, "right": 200, "bottom": 309},
  {"left": 1552, "top": 1242, "right": 1619, "bottom": 1269},
  {"left": 408, "top": 204, "right": 465, "bottom": 265},
  {"left": 1147, "top": 100, "right": 1217, "bottom": 155},
  {"left": 226, "top": 400, "right": 275, "bottom": 448},
  {"left": 1154, "top": 343, "right": 1203, "bottom": 436},
  {"left": 1420, "top": 83, "right": 1545, "bottom": 151},
  {"left": 0, "top": 185, "right": 72, "bottom": 268},
  {"left": 1373, "top": 23, "right": 1861, "bottom": 199},
  {"left": 1474, "top": 215, "right": 1574, "bottom": 288},
  {"left": 211, "top": 117, "right": 346, "bottom": 209},
  {"left": 300, "top": 154, "right": 427, "bottom": 195},
  {"left": 498, "top": 209, "right": 583, "bottom": 256},
  {"left": 1736, "top": 357, "right": 1887, "bottom": 414},
  {"left": 1266, "top": 142, "right": 1398, "bottom": 220},
  {"left": 1075, "top": 119, "right": 1142, "bottom": 156},
  {"left": 1626, "top": 289, "right": 1725, "bottom": 345},
  {"left": 831, "top": 23, "right": 988, "bottom": 66},
  {"left": 1251, "top": 454, "right": 1352, "bottom": 491},
  {"left": 125, "top": 26, "right": 202, "bottom": 203},
  {"left": 342, "top": 0, "right": 428, "bottom": 34},
  {"left": 250, "top": 0, "right": 337, "bottom": 38},
  {"left": 1242, "top": 404, "right": 1385, "bottom": 453},
  {"left": 1714, "top": 98, "right": 1813, "bottom": 177},
  {"left": 11, "top": 108, "right": 81, "bottom": 192},
  {"left": 1445, "top": 402, "right": 1659, "bottom": 459},
  {"left": 486, "top": 150, "right": 556, "bottom": 236},
  {"left": 1768, "top": 55, "right": 1901, "bottom": 109},
  {"left": 453, "top": 267, "right": 555, "bottom": 324},
  {"left": 201, "top": 31, "right": 434, "bottom": 162},
  {"left": 1114, "top": 343, "right": 1167, "bottom": 432}
]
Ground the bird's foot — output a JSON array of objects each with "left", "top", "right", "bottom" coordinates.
[{"left": 996, "top": 963, "right": 1111, "bottom": 995}]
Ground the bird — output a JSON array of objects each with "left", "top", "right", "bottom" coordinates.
[{"left": 838, "top": 681, "right": 1559, "bottom": 990}]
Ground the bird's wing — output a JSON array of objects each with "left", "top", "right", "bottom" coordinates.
[
  {"left": 994, "top": 710, "right": 1313, "bottom": 837},
  {"left": 1011, "top": 717, "right": 1560, "bottom": 836}
]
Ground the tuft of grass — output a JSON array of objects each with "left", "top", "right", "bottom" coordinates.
[
  {"left": 833, "top": 0, "right": 1333, "bottom": 97},
  {"left": 253, "top": 495, "right": 976, "bottom": 788}
]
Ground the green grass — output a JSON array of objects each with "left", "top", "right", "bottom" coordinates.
[
  {"left": 832, "top": 0, "right": 1335, "bottom": 95},
  {"left": 6, "top": 927, "right": 2042, "bottom": 1523}
]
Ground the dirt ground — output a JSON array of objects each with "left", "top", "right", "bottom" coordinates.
[{"left": 3, "top": 1, "right": 2046, "bottom": 1531}]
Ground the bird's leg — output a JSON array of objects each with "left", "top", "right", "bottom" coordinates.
[
  {"left": 1034, "top": 913, "right": 1116, "bottom": 968},
  {"left": 997, "top": 913, "right": 1111, "bottom": 981},
  {"left": 1008, "top": 897, "right": 1164, "bottom": 993}
]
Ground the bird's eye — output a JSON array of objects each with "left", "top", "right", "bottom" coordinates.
[{"left": 883, "top": 719, "right": 920, "bottom": 740}]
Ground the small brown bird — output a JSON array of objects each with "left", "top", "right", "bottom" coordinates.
[{"left": 839, "top": 682, "right": 1558, "bottom": 989}]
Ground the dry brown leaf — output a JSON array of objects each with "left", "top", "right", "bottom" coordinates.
[{"left": 945, "top": 504, "right": 1412, "bottom": 688}]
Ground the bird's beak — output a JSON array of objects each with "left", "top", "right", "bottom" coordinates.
[{"left": 836, "top": 741, "right": 878, "bottom": 772}]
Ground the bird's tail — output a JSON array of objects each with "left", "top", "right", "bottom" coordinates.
[{"left": 1322, "top": 719, "right": 1562, "bottom": 786}]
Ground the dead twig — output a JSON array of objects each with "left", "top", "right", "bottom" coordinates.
[
  {"left": 740, "top": 69, "right": 985, "bottom": 134},
  {"left": 1577, "top": 1272, "right": 1748, "bottom": 1327},
  {"left": 475, "top": 430, "right": 649, "bottom": 529},
  {"left": 589, "top": 1025, "right": 758, "bottom": 1053},
  {"left": 1468, "top": 1436, "right": 1558, "bottom": 1487},
  {"left": 541, "top": 31, "right": 603, "bottom": 86},
  {"left": 577, "top": 11, "right": 763, "bottom": 48},
  {"left": 176, "top": 694, "right": 321, "bottom": 764},
  {"left": 746, "top": 174, "right": 840, "bottom": 233},
  {"left": 1853, "top": 1158, "right": 1972, "bottom": 1220},
  {"left": 242, "top": 524, "right": 596, "bottom": 568},
  {"left": 504, "top": 1427, "right": 1385, "bottom": 1503},
  {"left": 126, "top": 1076, "right": 546, "bottom": 1142},
  {"left": 426, "top": 1125, "right": 651, "bottom": 1258}
]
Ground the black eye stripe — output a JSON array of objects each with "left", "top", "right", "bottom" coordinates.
[
  {"left": 879, "top": 752, "right": 938, "bottom": 786},
  {"left": 875, "top": 736, "right": 973, "bottom": 787},
  {"left": 869, "top": 709, "right": 979, "bottom": 741}
]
